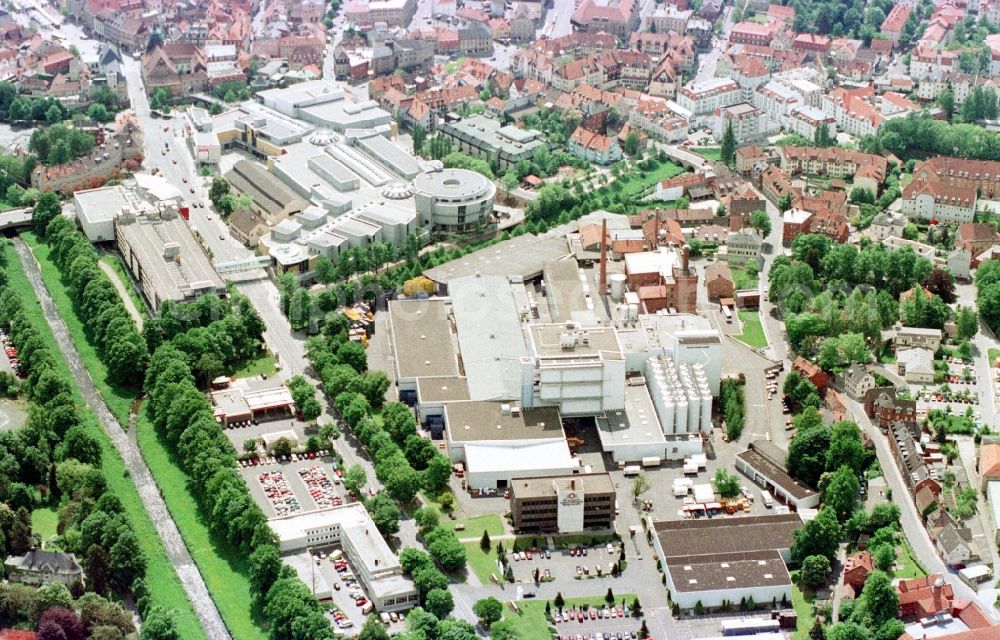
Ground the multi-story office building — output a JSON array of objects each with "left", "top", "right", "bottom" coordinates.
[{"left": 510, "top": 473, "right": 616, "bottom": 533}]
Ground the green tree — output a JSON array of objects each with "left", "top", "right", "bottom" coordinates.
[
  {"left": 32, "top": 191, "right": 62, "bottom": 236},
  {"left": 824, "top": 466, "right": 861, "bottom": 522},
  {"left": 490, "top": 620, "right": 521, "bottom": 640},
  {"left": 632, "top": 472, "right": 651, "bottom": 497},
  {"left": 720, "top": 120, "right": 737, "bottom": 167},
  {"left": 344, "top": 464, "right": 367, "bottom": 495},
  {"left": 366, "top": 493, "right": 401, "bottom": 536},
  {"left": 87, "top": 103, "right": 111, "bottom": 123},
  {"left": 473, "top": 597, "right": 504, "bottom": 628},
  {"left": 480, "top": 529, "right": 491, "bottom": 553},
  {"left": 411, "top": 124, "right": 426, "bottom": 155},
  {"left": 138, "top": 606, "right": 179, "bottom": 640},
  {"left": 791, "top": 507, "right": 841, "bottom": 563},
  {"left": 800, "top": 554, "right": 832, "bottom": 589},
  {"left": 357, "top": 616, "right": 390, "bottom": 640},
  {"left": 851, "top": 570, "right": 899, "bottom": 629},
  {"left": 425, "top": 587, "right": 454, "bottom": 618},
  {"left": 750, "top": 210, "right": 771, "bottom": 237},
  {"left": 713, "top": 468, "right": 740, "bottom": 497},
  {"left": 624, "top": 131, "right": 641, "bottom": 156},
  {"left": 956, "top": 305, "right": 978, "bottom": 340}
]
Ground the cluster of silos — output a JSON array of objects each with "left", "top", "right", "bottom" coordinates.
[{"left": 645, "top": 355, "right": 713, "bottom": 434}]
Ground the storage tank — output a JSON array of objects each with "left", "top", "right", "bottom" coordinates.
[
  {"left": 700, "top": 393, "right": 712, "bottom": 430},
  {"left": 627, "top": 303, "right": 639, "bottom": 324},
  {"left": 609, "top": 274, "right": 627, "bottom": 302},
  {"left": 686, "top": 390, "right": 699, "bottom": 432}
]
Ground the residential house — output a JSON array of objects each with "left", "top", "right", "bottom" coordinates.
[
  {"left": 776, "top": 146, "right": 888, "bottom": 194},
  {"left": 843, "top": 551, "right": 874, "bottom": 592},
  {"left": 724, "top": 229, "right": 762, "bottom": 264},
  {"left": 864, "top": 387, "right": 917, "bottom": 431},
  {"left": 889, "top": 422, "right": 942, "bottom": 499},
  {"left": 979, "top": 443, "right": 1000, "bottom": 491},
  {"left": 570, "top": 0, "right": 638, "bottom": 37},
  {"left": 896, "top": 575, "right": 954, "bottom": 620},
  {"left": 902, "top": 179, "right": 978, "bottom": 224},
  {"left": 568, "top": 127, "right": 622, "bottom": 166},
  {"left": 936, "top": 522, "right": 976, "bottom": 567},
  {"left": 705, "top": 261, "right": 735, "bottom": 301},
  {"left": 840, "top": 364, "right": 875, "bottom": 400},
  {"left": 912, "top": 156, "right": 1000, "bottom": 200},
  {"left": 4, "top": 550, "right": 83, "bottom": 587},
  {"left": 948, "top": 248, "right": 972, "bottom": 281},
  {"left": 895, "top": 327, "right": 943, "bottom": 352},
  {"left": 881, "top": 3, "right": 913, "bottom": 48},
  {"left": 867, "top": 210, "right": 907, "bottom": 241},
  {"left": 896, "top": 347, "right": 935, "bottom": 384},
  {"left": 956, "top": 223, "right": 1000, "bottom": 256},
  {"left": 792, "top": 356, "right": 828, "bottom": 394},
  {"left": 141, "top": 44, "right": 207, "bottom": 96}
]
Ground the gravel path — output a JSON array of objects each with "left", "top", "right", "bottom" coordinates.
[{"left": 13, "top": 239, "right": 230, "bottom": 640}]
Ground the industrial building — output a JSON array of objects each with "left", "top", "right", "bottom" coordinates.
[
  {"left": 509, "top": 473, "right": 616, "bottom": 533},
  {"left": 649, "top": 514, "right": 802, "bottom": 611},
  {"left": 444, "top": 401, "right": 575, "bottom": 490},
  {"left": 256, "top": 80, "right": 393, "bottom": 133},
  {"left": 736, "top": 440, "right": 820, "bottom": 511},
  {"left": 389, "top": 240, "right": 719, "bottom": 484},
  {"left": 74, "top": 174, "right": 184, "bottom": 242},
  {"left": 270, "top": 504, "right": 418, "bottom": 613},
  {"left": 210, "top": 386, "right": 295, "bottom": 427},
  {"left": 115, "top": 203, "right": 226, "bottom": 310}
]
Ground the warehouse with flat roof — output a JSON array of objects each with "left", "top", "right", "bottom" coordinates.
[
  {"left": 444, "top": 401, "right": 574, "bottom": 490},
  {"left": 389, "top": 298, "right": 459, "bottom": 401},
  {"left": 649, "top": 514, "right": 802, "bottom": 611}
]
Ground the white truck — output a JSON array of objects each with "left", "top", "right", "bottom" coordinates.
[
  {"left": 761, "top": 492, "right": 775, "bottom": 508},
  {"left": 623, "top": 465, "right": 641, "bottom": 476},
  {"left": 641, "top": 456, "right": 661, "bottom": 468}
]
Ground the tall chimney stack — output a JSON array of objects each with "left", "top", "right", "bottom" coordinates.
[
  {"left": 681, "top": 245, "right": 690, "bottom": 275},
  {"left": 599, "top": 218, "right": 608, "bottom": 295}
]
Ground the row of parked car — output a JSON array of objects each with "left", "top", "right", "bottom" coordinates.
[
  {"left": 0, "top": 330, "right": 24, "bottom": 378},
  {"left": 558, "top": 632, "right": 640, "bottom": 640},
  {"left": 555, "top": 606, "right": 629, "bottom": 623}
]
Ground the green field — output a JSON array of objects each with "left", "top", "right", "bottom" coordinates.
[
  {"left": 99, "top": 254, "right": 147, "bottom": 315},
  {"left": 893, "top": 540, "right": 927, "bottom": 579},
  {"left": 3, "top": 241, "right": 205, "bottom": 639},
  {"left": 617, "top": 161, "right": 685, "bottom": 197},
  {"left": 463, "top": 542, "right": 502, "bottom": 584},
  {"left": 450, "top": 513, "right": 506, "bottom": 539},
  {"left": 23, "top": 234, "right": 137, "bottom": 426},
  {"left": 22, "top": 237, "right": 266, "bottom": 639},
  {"left": 232, "top": 350, "right": 278, "bottom": 378},
  {"left": 789, "top": 572, "right": 814, "bottom": 640},
  {"left": 735, "top": 310, "right": 768, "bottom": 349},
  {"left": 692, "top": 147, "right": 722, "bottom": 162},
  {"left": 31, "top": 507, "right": 59, "bottom": 544},
  {"left": 731, "top": 265, "right": 759, "bottom": 290},
  {"left": 135, "top": 410, "right": 268, "bottom": 640},
  {"left": 502, "top": 594, "right": 637, "bottom": 640}
]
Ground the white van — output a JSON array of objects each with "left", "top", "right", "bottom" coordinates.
[
  {"left": 761, "top": 492, "right": 774, "bottom": 508},
  {"left": 361, "top": 602, "right": 374, "bottom": 615}
]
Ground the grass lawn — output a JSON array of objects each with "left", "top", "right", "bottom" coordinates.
[
  {"left": 730, "top": 265, "right": 759, "bottom": 290},
  {"left": 989, "top": 348, "right": 1000, "bottom": 367},
  {"left": 32, "top": 507, "right": 59, "bottom": 544},
  {"left": 3, "top": 241, "right": 206, "bottom": 640},
  {"left": 463, "top": 542, "right": 502, "bottom": 584},
  {"left": 99, "top": 254, "right": 147, "bottom": 315},
  {"left": 135, "top": 409, "right": 268, "bottom": 640},
  {"left": 788, "top": 572, "right": 814, "bottom": 640},
  {"left": 502, "top": 594, "right": 637, "bottom": 640},
  {"left": 617, "top": 161, "right": 685, "bottom": 197},
  {"left": 734, "top": 310, "right": 768, "bottom": 349},
  {"left": 23, "top": 233, "right": 138, "bottom": 426},
  {"left": 450, "top": 513, "right": 506, "bottom": 539},
  {"left": 232, "top": 350, "right": 278, "bottom": 378},
  {"left": 692, "top": 147, "right": 722, "bottom": 162},
  {"left": 893, "top": 540, "right": 927, "bottom": 579}
]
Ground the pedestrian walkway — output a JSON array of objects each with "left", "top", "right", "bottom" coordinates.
[
  {"left": 14, "top": 239, "right": 229, "bottom": 640},
  {"left": 98, "top": 259, "right": 144, "bottom": 330}
]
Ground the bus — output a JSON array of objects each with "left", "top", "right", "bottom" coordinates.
[{"left": 721, "top": 305, "right": 733, "bottom": 323}]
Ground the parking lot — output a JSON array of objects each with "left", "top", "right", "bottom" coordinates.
[
  {"left": 241, "top": 457, "right": 348, "bottom": 519},
  {"left": 504, "top": 542, "right": 632, "bottom": 585},
  {"left": 284, "top": 550, "right": 373, "bottom": 633}
]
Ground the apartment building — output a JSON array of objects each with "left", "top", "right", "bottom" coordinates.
[
  {"left": 510, "top": 473, "right": 616, "bottom": 533},
  {"left": 712, "top": 102, "right": 765, "bottom": 143},
  {"left": 776, "top": 146, "right": 888, "bottom": 194},
  {"left": 729, "top": 21, "right": 776, "bottom": 46},
  {"left": 570, "top": 0, "right": 639, "bottom": 37},
  {"left": 901, "top": 179, "right": 978, "bottom": 224},
  {"left": 881, "top": 2, "right": 913, "bottom": 47},
  {"left": 912, "top": 156, "right": 1000, "bottom": 200},
  {"left": 677, "top": 77, "right": 741, "bottom": 125}
]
